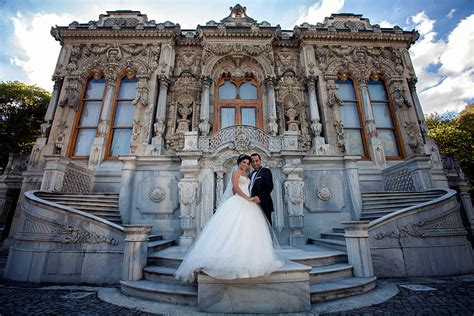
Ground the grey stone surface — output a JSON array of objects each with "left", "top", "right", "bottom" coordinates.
[{"left": 197, "top": 262, "right": 311, "bottom": 313}]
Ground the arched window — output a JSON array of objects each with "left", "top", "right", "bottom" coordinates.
[
  {"left": 368, "top": 80, "right": 402, "bottom": 159},
  {"left": 70, "top": 78, "right": 105, "bottom": 158},
  {"left": 336, "top": 78, "right": 368, "bottom": 158},
  {"left": 106, "top": 77, "right": 137, "bottom": 158},
  {"left": 214, "top": 76, "right": 262, "bottom": 130}
]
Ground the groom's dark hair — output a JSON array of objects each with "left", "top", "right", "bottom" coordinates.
[{"left": 250, "top": 153, "right": 261, "bottom": 160}]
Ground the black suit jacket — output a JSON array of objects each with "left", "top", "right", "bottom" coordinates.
[{"left": 250, "top": 167, "right": 274, "bottom": 222}]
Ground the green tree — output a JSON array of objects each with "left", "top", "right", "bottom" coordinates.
[
  {"left": 0, "top": 81, "right": 51, "bottom": 169},
  {"left": 426, "top": 106, "right": 474, "bottom": 187}
]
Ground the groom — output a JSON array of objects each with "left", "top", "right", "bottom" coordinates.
[{"left": 249, "top": 153, "right": 275, "bottom": 225}]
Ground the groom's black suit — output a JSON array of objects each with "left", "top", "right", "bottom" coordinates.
[{"left": 250, "top": 167, "right": 274, "bottom": 224}]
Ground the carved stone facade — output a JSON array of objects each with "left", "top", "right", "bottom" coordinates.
[{"left": 6, "top": 7, "right": 459, "bottom": 251}]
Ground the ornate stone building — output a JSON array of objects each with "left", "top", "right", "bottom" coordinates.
[{"left": 3, "top": 5, "right": 473, "bottom": 311}]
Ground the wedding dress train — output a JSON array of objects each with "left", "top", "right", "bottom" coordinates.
[{"left": 175, "top": 176, "right": 284, "bottom": 282}]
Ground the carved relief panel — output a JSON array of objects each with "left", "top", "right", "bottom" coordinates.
[
  {"left": 165, "top": 73, "right": 201, "bottom": 151},
  {"left": 275, "top": 72, "right": 311, "bottom": 150}
]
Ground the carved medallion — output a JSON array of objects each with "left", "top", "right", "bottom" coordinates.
[
  {"left": 149, "top": 187, "right": 166, "bottom": 203},
  {"left": 317, "top": 187, "right": 332, "bottom": 201}
]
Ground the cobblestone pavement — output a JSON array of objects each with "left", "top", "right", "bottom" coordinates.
[{"left": 1, "top": 251, "right": 473, "bottom": 315}]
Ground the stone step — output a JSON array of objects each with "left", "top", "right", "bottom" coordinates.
[
  {"left": 308, "top": 238, "right": 347, "bottom": 252},
  {"left": 310, "top": 263, "right": 353, "bottom": 283},
  {"left": 320, "top": 232, "right": 345, "bottom": 241},
  {"left": 148, "top": 239, "right": 176, "bottom": 254},
  {"left": 148, "top": 234, "right": 163, "bottom": 242},
  {"left": 290, "top": 250, "right": 347, "bottom": 267},
  {"left": 362, "top": 195, "right": 440, "bottom": 204},
  {"left": 332, "top": 227, "right": 345, "bottom": 234},
  {"left": 143, "top": 266, "right": 195, "bottom": 286},
  {"left": 37, "top": 196, "right": 119, "bottom": 205},
  {"left": 86, "top": 211, "right": 121, "bottom": 217},
  {"left": 54, "top": 204, "right": 118, "bottom": 211},
  {"left": 147, "top": 253, "right": 183, "bottom": 268},
  {"left": 362, "top": 201, "right": 430, "bottom": 210},
  {"left": 310, "top": 276, "right": 377, "bottom": 303},
  {"left": 120, "top": 280, "right": 197, "bottom": 306},
  {"left": 37, "top": 193, "right": 119, "bottom": 200},
  {"left": 361, "top": 191, "right": 442, "bottom": 198}
]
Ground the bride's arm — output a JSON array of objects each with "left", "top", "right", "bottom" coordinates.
[{"left": 232, "top": 171, "right": 253, "bottom": 202}]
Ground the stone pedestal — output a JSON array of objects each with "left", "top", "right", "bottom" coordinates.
[
  {"left": 341, "top": 221, "right": 374, "bottom": 277},
  {"left": 121, "top": 225, "right": 152, "bottom": 281},
  {"left": 197, "top": 261, "right": 311, "bottom": 313}
]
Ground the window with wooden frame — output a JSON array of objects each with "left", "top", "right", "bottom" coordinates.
[
  {"left": 336, "top": 78, "right": 369, "bottom": 158},
  {"left": 214, "top": 76, "right": 262, "bottom": 131},
  {"left": 367, "top": 80, "right": 403, "bottom": 159},
  {"left": 106, "top": 76, "right": 137, "bottom": 158},
  {"left": 69, "top": 77, "right": 105, "bottom": 158}
]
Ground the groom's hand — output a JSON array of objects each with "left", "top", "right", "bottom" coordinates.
[{"left": 254, "top": 196, "right": 261, "bottom": 203}]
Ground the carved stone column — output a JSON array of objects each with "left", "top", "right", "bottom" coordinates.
[
  {"left": 178, "top": 156, "right": 200, "bottom": 246},
  {"left": 325, "top": 75, "right": 345, "bottom": 153},
  {"left": 283, "top": 157, "right": 306, "bottom": 246},
  {"left": 358, "top": 78, "right": 385, "bottom": 166},
  {"left": 265, "top": 77, "right": 278, "bottom": 136},
  {"left": 89, "top": 77, "right": 117, "bottom": 166},
  {"left": 118, "top": 156, "right": 137, "bottom": 224},
  {"left": 199, "top": 76, "right": 212, "bottom": 136},
  {"left": 306, "top": 77, "right": 325, "bottom": 147},
  {"left": 42, "top": 75, "right": 64, "bottom": 138},
  {"left": 151, "top": 76, "right": 170, "bottom": 154},
  {"left": 341, "top": 221, "right": 374, "bottom": 278},
  {"left": 121, "top": 224, "right": 152, "bottom": 281},
  {"left": 407, "top": 78, "right": 428, "bottom": 142}
]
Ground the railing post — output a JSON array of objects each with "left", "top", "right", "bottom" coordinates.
[
  {"left": 341, "top": 221, "right": 374, "bottom": 277},
  {"left": 121, "top": 224, "right": 152, "bottom": 281}
]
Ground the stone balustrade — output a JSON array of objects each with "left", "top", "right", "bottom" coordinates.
[{"left": 381, "top": 155, "right": 432, "bottom": 191}]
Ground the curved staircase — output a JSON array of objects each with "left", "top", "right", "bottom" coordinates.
[
  {"left": 36, "top": 192, "right": 122, "bottom": 224},
  {"left": 309, "top": 190, "right": 446, "bottom": 251},
  {"left": 120, "top": 244, "right": 376, "bottom": 307}
]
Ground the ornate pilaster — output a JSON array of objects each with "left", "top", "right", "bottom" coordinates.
[
  {"left": 265, "top": 77, "right": 278, "bottom": 136},
  {"left": 199, "top": 76, "right": 212, "bottom": 136},
  {"left": 306, "top": 76, "right": 325, "bottom": 147},
  {"left": 325, "top": 75, "right": 345, "bottom": 152},
  {"left": 178, "top": 156, "right": 200, "bottom": 246},
  {"left": 283, "top": 157, "right": 306, "bottom": 246},
  {"left": 407, "top": 78, "right": 428, "bottom": 142},
  {"left": 152, "top": 76, "right": 170, "bottom": 154},
  {"left": 42, "top": 75, "right": 64, "bottom": 138},
  {"left": 358, "top": 78, "right": 385, "bottom": 166},
  {"left": 89, "top": 76, "right": 117, "bottom": 167}
]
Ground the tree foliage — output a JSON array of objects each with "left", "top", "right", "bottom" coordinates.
[
  {"left": 0, "top": 81, "right": 50, "bottom": 169},
  {"left": 425, "top": 105, "right": 474, "bottom": 186}
]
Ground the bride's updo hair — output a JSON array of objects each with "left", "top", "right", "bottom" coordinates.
[{"left": 237, "top": 154, "right": 251, "bottom": 165}]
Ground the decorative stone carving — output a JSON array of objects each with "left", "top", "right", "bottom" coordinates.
[
  {"left": 149, "top": 187, "right": 166, "bottom": 203},
  {"left": 174, "top": 47, "right": 202, "bottom": 76},
  {"left": 275, "top": 72, "right": 311, "bottom": 150},
  {"left": 165, "top": 73, "right": 201, "bottom": 152},
  {"left": 22, "top": 209, "right": 118, "bottom": 245},
  {"left": 317, "top": 187, "right": 332, "bottom": 201},
  {"left": 275, "top": 48, "right": 299, "bottom": 76},
  {"left": 333, "top": 120, "right": 346, "bottom": 152},
  {"left": 178, "top": 181, "right": 199, "bottom": 206},
  {"left": 59, "top": 76, "right": 82, "bottom": 111}
]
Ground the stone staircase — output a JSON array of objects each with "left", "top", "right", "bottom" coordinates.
[
  {"left": 36, "top": 192, "right": 122, "bottom": 225},
  {"left": 309, "top": 190, "right": 445, "bottom": 251},
  {"left": 120, "top": 244, "right": 376, "bottom": 306}
]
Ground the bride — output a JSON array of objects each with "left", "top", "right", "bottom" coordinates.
[{"left": 175, "top": 154, "right": 284, "bottom": 282}]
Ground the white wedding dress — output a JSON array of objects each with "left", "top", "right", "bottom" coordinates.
[{"left": 175, "top": 175, "right": 284, "bottom": 282}]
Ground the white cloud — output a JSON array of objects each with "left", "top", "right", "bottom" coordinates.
[
  {"left": 447, "top": 9, "right": 456, "bottom": 19},
  {"left": 409, "top": 12, "right": 474, "bottom": 114},
  {"left": 378, "top": 20, "right": 394, "bottom": 28},
  {"left": 10, "top": 12, "right": 76, "bottom": 91},
  {"left": 295, "top": 0, "right": 345, "bottom": 25}
]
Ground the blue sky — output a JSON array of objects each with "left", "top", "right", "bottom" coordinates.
[{"left": 0, "top": 0, "right": 473, "bottom": 114}]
